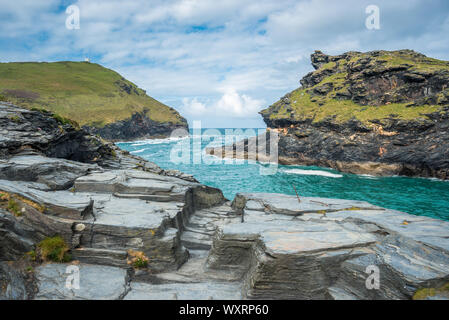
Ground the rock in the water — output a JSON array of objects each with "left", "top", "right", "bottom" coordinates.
[{"left": 210, "top": 50, "right": 449, "bottom": 179}]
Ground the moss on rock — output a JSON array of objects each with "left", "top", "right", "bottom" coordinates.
[{"left": 37, "top": 236, "right": 71, "bottom": 263}]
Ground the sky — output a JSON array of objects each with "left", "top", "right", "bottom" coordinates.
[{"left": 1, "top": 0, "right": 449, "bottom": 128}]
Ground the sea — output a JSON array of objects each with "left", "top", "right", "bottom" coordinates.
[{"left": 117, "top": 129, "right": 449, "bottom": 221}]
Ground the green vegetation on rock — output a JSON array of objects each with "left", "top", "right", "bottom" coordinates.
[
  {"left": 127, "top": 249, "right": 149, "bottom": 269},
  {"left": 261, "top": 50, "right": 449, "bottom": 126},
  {"left": 377, "top": 50, "right": 449, "bottom": 73},
  {"left": 37, "top": 236, "right": 71, "bottom": 263},
  {"left": 7, "top": 198, "right": 21, "bottom": 217},
  {"left": 413, "top": 282, "right": 449, "bottom": 300},
  {"left": 0, "top": 61, "right": 184, "bottom": 127},
  {"left": 266, "top": 88, "right": 441, "bottom": 124}
]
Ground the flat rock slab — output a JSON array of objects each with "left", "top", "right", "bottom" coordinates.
[
  {"left": 0, "top": 154, "right": 98, "bottom": 190},
  {"left": 0, "top": 180, "right": 93, "bottom": 219},
  {"left": 239, "top": 193, "right": 449, "bottom": 253},
  {"left": 220, "top": 219, "right": 377, "bottom": 254},
  {"left": 239, "top": 193, "right": 381, "bottom": 215},
  {"left": 208, "top": 193, "right": 449, "bottom": 299},
  {"left": 324, "top": 209, "right": 449, "bottom": 253},
  {"left": 87, "top": 193, "right": 181, "bottom": 230},
  {"left": 124, "top": 282, "right": 242, "bottom": 300},
  {"left": 75, "top": 170, "right": 196, "bottom": 200},
  {"left": 34, "top": 263, "right": 129, "bottom": 300}
]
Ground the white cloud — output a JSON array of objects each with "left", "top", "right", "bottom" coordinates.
[
  {"left": 182, "top": 89, "right": 265, "bottom": 118},
  {"left": 182, "top": 97, "right": 207, "bottom": 114}
]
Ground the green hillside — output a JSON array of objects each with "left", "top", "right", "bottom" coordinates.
[{"left": 0, "top": 61, "right": 184, "bottom": 127}]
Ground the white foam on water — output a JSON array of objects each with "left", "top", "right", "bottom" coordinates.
[
  {"left": 359, "top": 174, "right": 378, "bottom": 179},
  {"left": 130, "top": 136, "right": 189, "bottom": 146},
  {"left": 283, "top": 169, "right": 343, "bottom": 178},
  {"left": 131, "top": 148, "right": 147, "bottom": 154}
]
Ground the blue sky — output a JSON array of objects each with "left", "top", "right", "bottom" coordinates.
[{"left": 1, "top": 0, "right": 449, "bottom": 127}]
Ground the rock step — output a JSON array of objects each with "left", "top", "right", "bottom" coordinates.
[
  {"left": 124, "top": 281, "right": 242, "bottom": 300},
  {"left": 181, "top": 230, "right": 213, "bottom": 250},
  {"left": 113, "top": 193, "right": 174, "bottom": 202},
  {"left": 71, "top": 247, "right": 129, "bottom": 269},
  {"left": 180, "top": 205, "right": 241, "bottom": 250},
  {"left": 34, "top": 263, "right": 130, "bottom": 300},
  {"left": 0, "top": 180, "right": 94, "bottom": 220},
  {"left": 154, "top": 250, "right": 243, "bottom": 283}
]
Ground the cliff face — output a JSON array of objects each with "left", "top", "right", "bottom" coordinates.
[
  {"left": 83, "top": 109, "right": 188, "bottom": 141},
  {"left": 260, "top": 50, "right": 449, "bottom": 179},
  {"left": 0, "top": 102, "right": 115, "bottom": 165},
  {"left": 0, "top": 62, "right": 188, "bottom": 140}
]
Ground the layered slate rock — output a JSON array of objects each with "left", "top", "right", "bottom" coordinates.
[
  {"left": 0, "top": 261, "right": 34, "bottom": 300},
  {"left": 0, "top": 103, "right": 196, "bottom": 182},
  {"left": 0, "top": 103, "right": 115, "bottom": 164},
  {"left": 34, "top": 263, "right": 130, "bottom": 300},
  {"left": 83, "top": 110, "right": 189, "bottom": 141},
  {"left": 0, "top": 168, "right": 226, "bottom": 274},
  {"left": 205, "top": 193, "right": 449, "bottom": 300},
  {"left": 0, "top": 154, "right": 98, "bottom": 190},
  {"left": 0, "top": 102, "right": 228, "bottom": 299}
]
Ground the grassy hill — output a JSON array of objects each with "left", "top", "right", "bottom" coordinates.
[
  {"left": 0, "top": 61, "right": 185, "bottom": 127},
  {"left": 261, "top": 50, "right": 449, "bottom": 126}
]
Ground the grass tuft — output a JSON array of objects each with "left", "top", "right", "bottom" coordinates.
[
  {"left": 267, "top": 88, "right": 442, "bottom": 125},
  {"left": 7, "top": 198, "right": 21, "bottom": 216},
  {"left": 37, "top": 236, "right": 71, "bottom": 263},
  {"left": 127, "top": 249, "right": 149, "bottom": 269},
  {"left": 413, "top": 282, "right": 449, "bottom": 300}
]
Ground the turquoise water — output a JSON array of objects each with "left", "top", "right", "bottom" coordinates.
[{"left": 117, "top": 129, "right": 449, "bottom": 221}]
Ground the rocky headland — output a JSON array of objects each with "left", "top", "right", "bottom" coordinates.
[
  {"left": 0, "top": 62, "right": 188, "bottom": 141},
  {"left": 209, "top": 50, "right": 449, "bottom": 179},
  {"left": 1, "top": 102, "right": 448, "bottom": 300}
]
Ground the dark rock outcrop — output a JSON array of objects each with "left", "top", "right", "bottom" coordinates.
[
  {"left": 256, "top": 50, "right": 449, "bottom": 179},
  {"left": 83, "top": 110, "right": 189, "bottom": 141},
  {"left": 0, "top": 102, "right": 116, "bottom": 164}
]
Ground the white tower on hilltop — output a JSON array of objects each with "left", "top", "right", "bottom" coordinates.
[{"left": 84, "top": 57, "right": 90, "bottom": 63}]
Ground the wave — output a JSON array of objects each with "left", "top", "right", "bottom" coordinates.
[
  {"left": 125, "top": 133, "right": 258, "bottom": 148},
  {"left": 283, "top": 169, "right": 343, "bottom": 178},
  {"left": 359, "top": 174, "right": 378, "bottom": 179},
  {"left": 130, "top": 136, "right": 189, "bottom": 146},
  {"left": 131, "top": 148, "right": 147, "bottom": 154}
]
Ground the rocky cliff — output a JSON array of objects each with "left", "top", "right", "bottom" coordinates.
[
  {"left": 0, "top": 62, "right": 188, "bottom": 140},
  {"left": 1, "top": 102, "right": 449, "bottom": 300},
  {"left": 259, "top": 50, "right": 449, "bottom": 179}
]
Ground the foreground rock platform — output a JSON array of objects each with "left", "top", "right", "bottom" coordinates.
[
  {"left": 207, "top": 193, "right": 449, "bottom": 299},
  {"left": 1, "top": 102, "right": 448, "bottom": 300}
]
